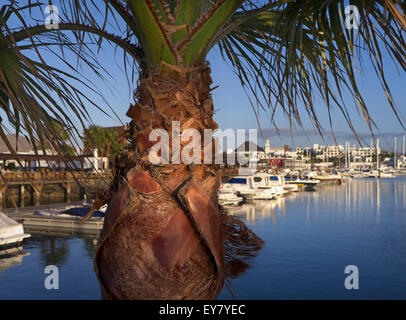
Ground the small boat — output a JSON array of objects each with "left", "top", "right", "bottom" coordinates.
[
  {"left": 309, "top": 171, "right": 342, "bottom": 183},
  {"left": 317, "top": 175, "right": 342, "bottom": 182},
  {"left": 351, "top": 172, "right": 368, "bottom": 178},
  {"left": 34, "top": 209, "right": 75, "bottom": 217},
  {"left": 0, "top": 212, "right": 31, "bottom": 249},
  {"left": 218, "top": 186, "right": 243, "bottom": 206},
  {"left": 222, "top": 176, "right": 277, "bottom": 200},
  {"left": 267, "top": 174, "right": 298, "bottom": 193},
  {"left": 284, "top": 175, "right": 320, "bottom": 189},
  {"left": 395, "top": 169, "right": 406, "bottom": 175},
  {"left": 379, "top": 170, "right": 396, "bottom": 178},
  {"left": 251, "top": 173, "right": 287, "bottom": 197},
  {"left": 62, "top": 206, "right": 106, "bottom": 217},
  {"left": 359, "top": 169, "right": 379, "bottom": 178},
  {"left": 34, "top": 205, "right": 106, "bottom": 218}
]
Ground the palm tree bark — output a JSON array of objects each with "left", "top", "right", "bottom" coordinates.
[{"left": 94, "top": 62, "right": 224, "bottom": 299}]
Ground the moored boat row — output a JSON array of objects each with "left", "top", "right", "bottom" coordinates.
[
  {"left": 341, "top": 168, "right": 396, "bottom": 178},
  {"left": 218, "top": 172, "right": 318, "bottom": 206}
]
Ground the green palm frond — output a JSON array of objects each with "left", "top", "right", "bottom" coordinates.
[
  {"left": 58, "top": 0, "right": 245, "bottom": 66},
  {"left": 0, "top": 2, "right": 118, "bottom": 160}
]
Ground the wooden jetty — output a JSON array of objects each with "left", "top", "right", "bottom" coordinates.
[{"left": 0, "top": 171, "right": 111, "bottom": 208}]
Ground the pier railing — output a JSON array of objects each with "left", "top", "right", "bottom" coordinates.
[
  {"left": 0, "top": 170, "right": 112, "bottom": 208},
  {"left": 0, "top": 170, "right": 111, "bottom": 185}
]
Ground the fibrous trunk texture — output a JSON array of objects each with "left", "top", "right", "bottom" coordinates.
[{"left": 94, "top": 62, "right": 225, "bottom": 299}]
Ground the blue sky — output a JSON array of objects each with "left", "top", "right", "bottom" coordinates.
[
  {"left": 7, "top": 2, "right": 406, "bottom": 152},
  {"left": 208, "top": 47, "right": 406, "bottom": 151},
  {"left": 73, "top": 43, "right": 406, "bottom": 152}
]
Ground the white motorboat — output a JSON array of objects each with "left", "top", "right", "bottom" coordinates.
[
  {"left": 379, "top": 170, "right": 396, "bottom": 178},
  {"left": 34, "top": 204, "right": 106, "bottom": 219},
  {"left": 0, "top": 212, "right": 30, "bottom": 248},
  {"left": 351, "top": 172, "right": 368, "bottom": 178},
  {"left": 222, "top": 175, "right": 277, "bottom": 200},
  {"left": 348, "top": 169, "right": 375, "bottom": 178},
  {"left": 395, "top": 169, "right": 406, "bottom": 175},
  {"left": 267, "top": 174, "right": 298, "bottom": 193},
  {"left": 284, "top": 175, "right": 320, "bottom": 189},
  {"left": 34, "top": 210, "right": 75, "bottom": 218},
  {"left": 218, "top": 186, "right": 243, "bottom": 206},
  {"left": 309, "top": 171, "right": 342, "bottom": 183},
  {"left": 253, "top": 173, "right": 291, "bottom": 196}
]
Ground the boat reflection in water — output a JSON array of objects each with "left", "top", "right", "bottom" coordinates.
[
  {"left": 1, "top": 177, "right": 405, "bottom": 299},
  {"left": 0, "top": 246, "right": 30, "bottom": 276},
  {"left": 226, "top": 176, "right": 406, "bottom": 228},
  {"left": 225, "top": 193, "right": 292, "bottom": 225},
  {"left": 218, "top": 177, "right": 406, "bottom": 299}
]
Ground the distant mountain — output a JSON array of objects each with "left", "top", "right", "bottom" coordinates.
[{"left": 235, "top": 141, "right": 264, "bottom": 152}]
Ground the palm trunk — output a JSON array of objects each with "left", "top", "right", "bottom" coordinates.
[{"left": 94, "top": 62, "right": 224, "bottom": 299}]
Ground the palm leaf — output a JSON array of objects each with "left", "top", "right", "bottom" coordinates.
[
  {"left": 217, "top": 0, "right": 406, "bottom": 143},
  {"left": 0, "top": 2, "right": 114, "bottom": 166},
  {"left": 2, "top": 0, "right": 406, "bottom": 154}
]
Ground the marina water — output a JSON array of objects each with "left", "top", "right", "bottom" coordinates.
[{"left": 1, "top": 177, "right": 406, "bottom": 299}]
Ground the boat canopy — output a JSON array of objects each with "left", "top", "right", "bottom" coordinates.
[{"left": 228, "top": 178, "right": 247, "bottom": 184}]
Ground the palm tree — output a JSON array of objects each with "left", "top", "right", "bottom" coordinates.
[
  {"left": 2, "top": 0, "right": 406, "bottom": 299},
  {"left": 84, "top": 125, "right": 106, "bottom": 156},
  {"left": 104, "top": 129, "right": 124, "bottom": 158},
  {"left": 41, "top": 120, "right": 71, "bottom": 151},
  {"left": 84, "top": 125, "right": 124, "bottom": 173},
  {"left": 84, "top": 125, "right": 124, "bottom": 164}
]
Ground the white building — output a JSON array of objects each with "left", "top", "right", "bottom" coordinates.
[
  {"left": 314, "top": 145, "right": 344, "bottom": 159},
  {"left": 285, "top": 158, "right": 311, "bottom": 170},
  {"left": 0, "top": 134, "right": 110, "bottom": 171},
  {"left": 82, "top": 149, "right": 109, "bottom": 172},
  {"left": 349, "top": 146, "right": 379, "bottom": 157},
  {"left": 264, "top": 139, "right": 288, "bottom": 156}
]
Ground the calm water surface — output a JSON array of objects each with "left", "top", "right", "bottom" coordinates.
[{"left": 1, "top": 177, "right": 406, "bottom": 299}]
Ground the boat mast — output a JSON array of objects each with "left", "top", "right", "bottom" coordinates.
[
  {"left": 394, "top": 136, "right": 397, "bottom": 169},
  {"left": 345, "top": 141, "right": 348, "bottom": 168},
  {"left": 377, "top": 138, "right": 380, "bottom": 170},
  {"left": 403, "top": 135, "right": 405, "bottom": 167}
]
